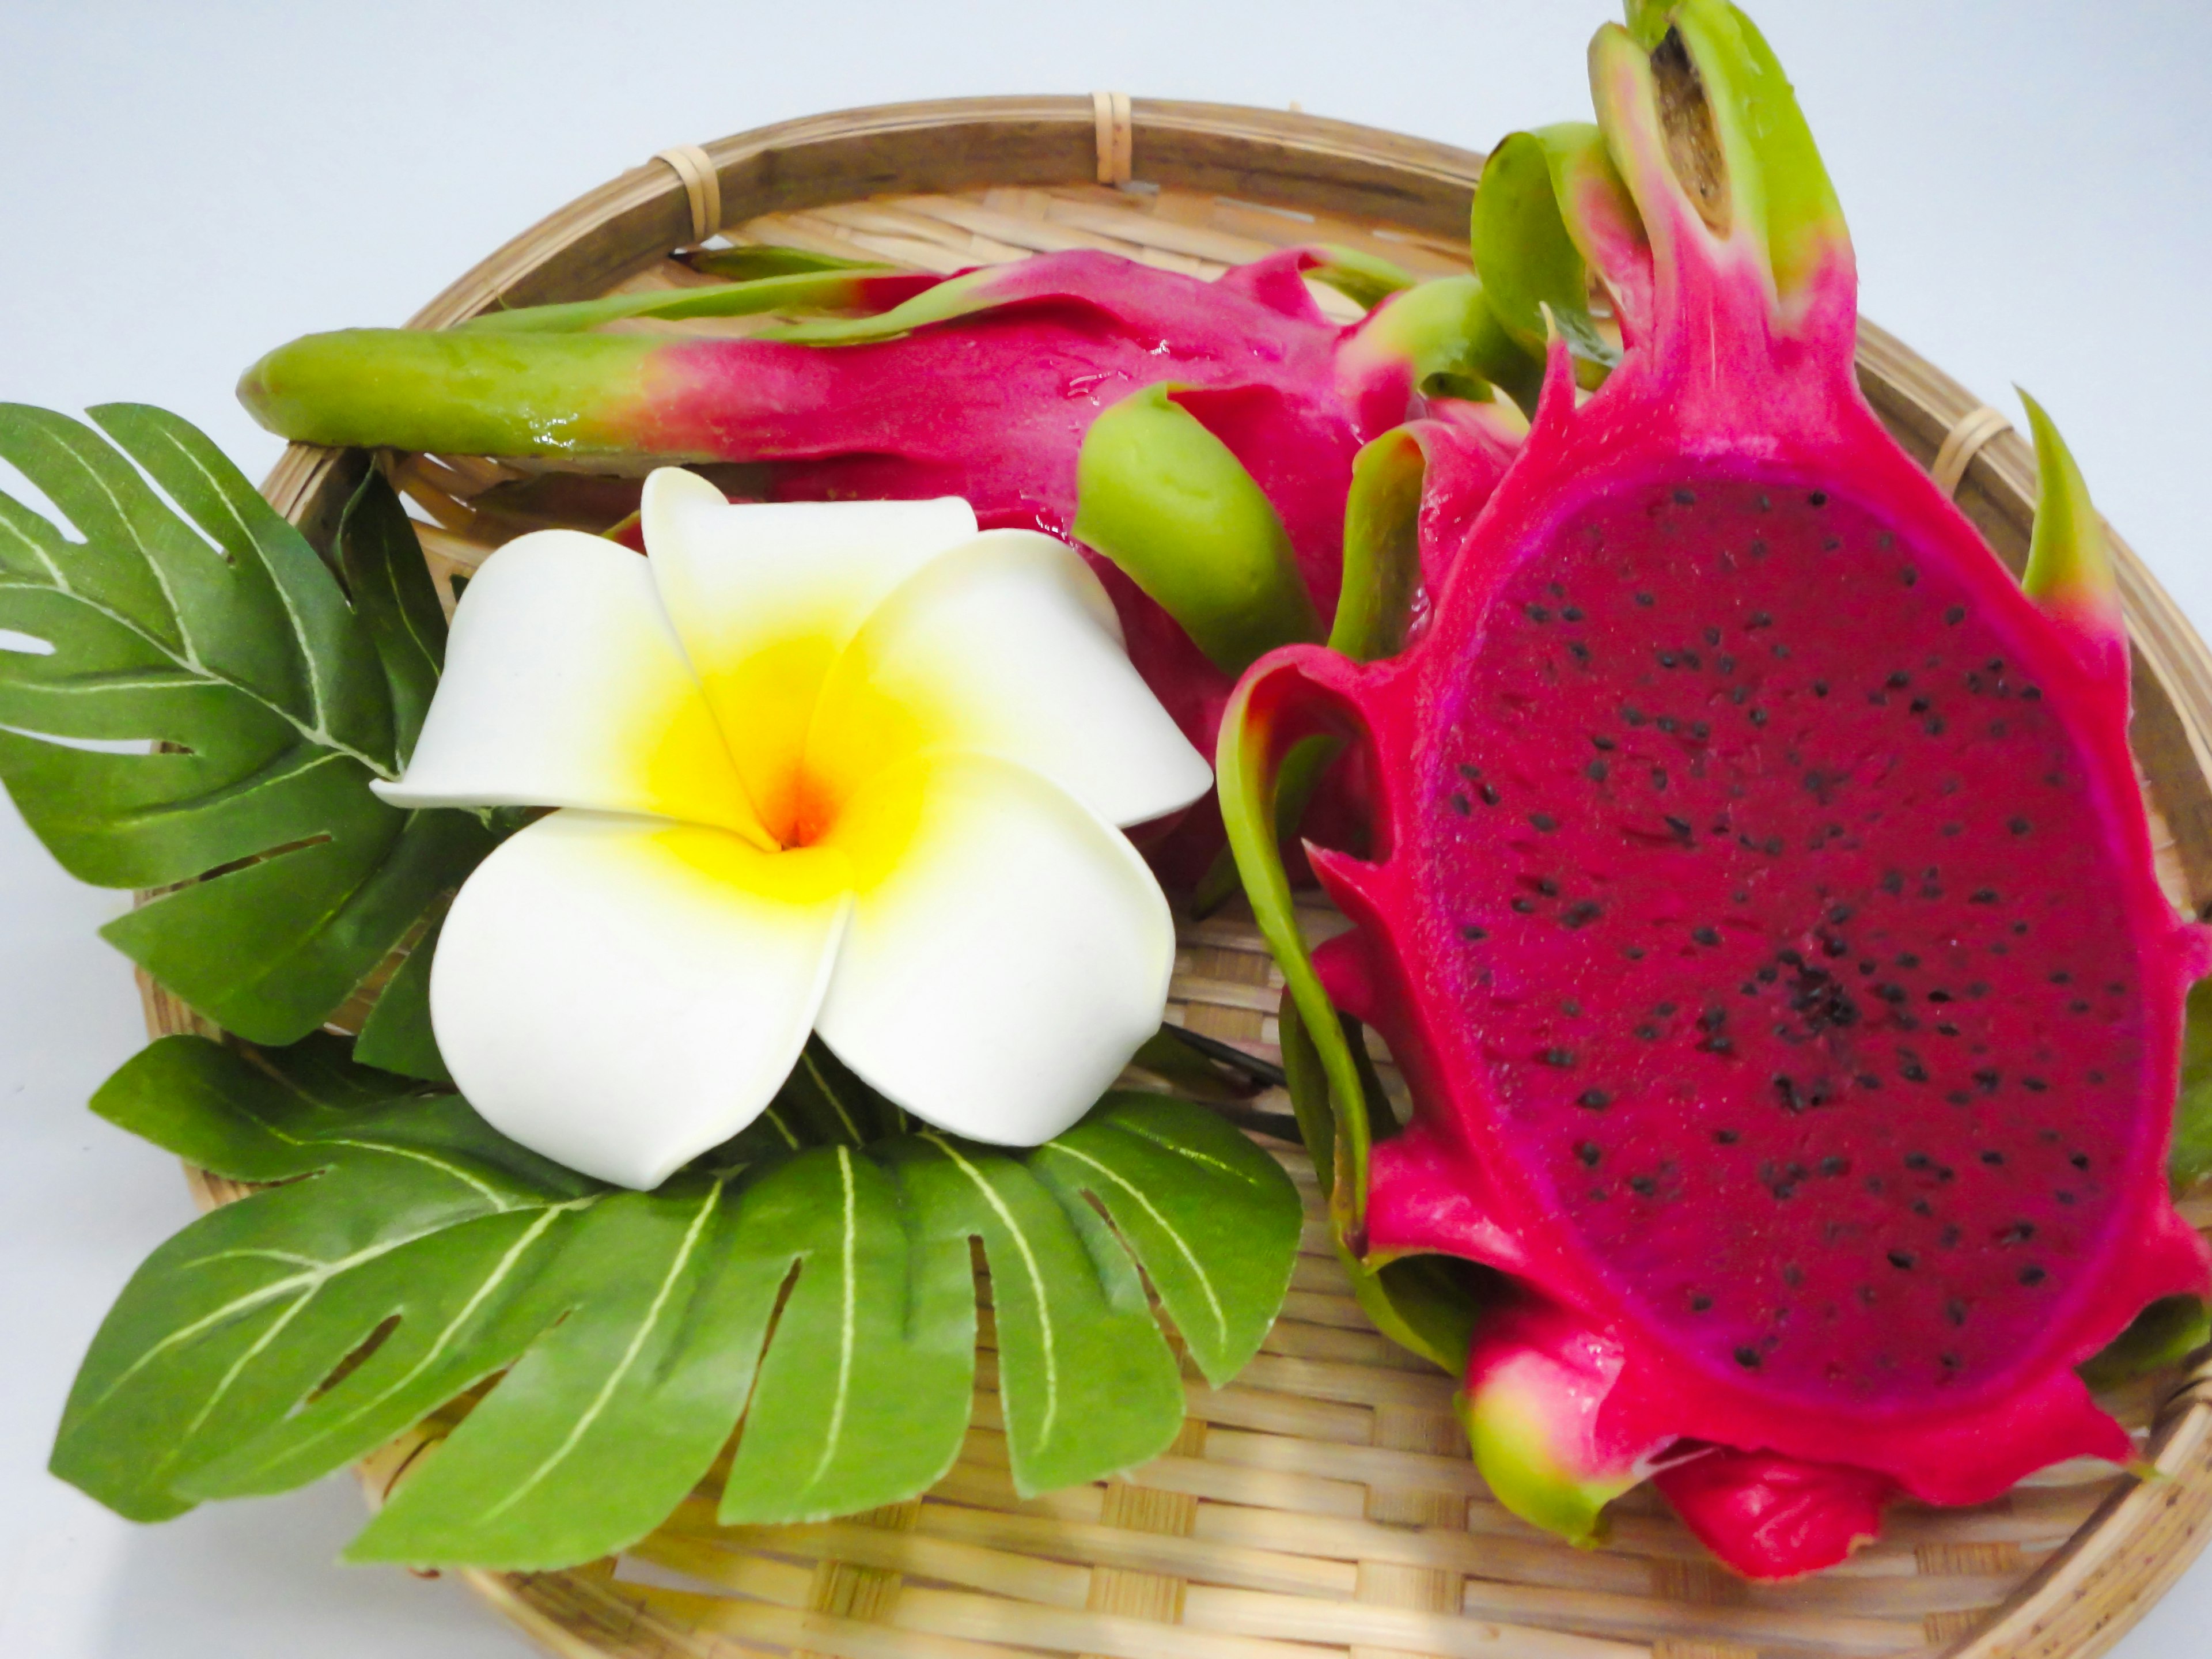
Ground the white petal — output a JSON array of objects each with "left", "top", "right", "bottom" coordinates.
[
  {"left": 430, "top": 812, "right": 851, "bottom": 1188},
  {"left": 373, "top": 529, "right": 765, "bottom": 844},
  {"left": 813, "top": 754, "right": 1175, "bottom": 1145},
  {"left": 807, "top": 531, "right": 1213, "bottom": 828},
  {"left": 640, "top": 469, "right": 977, "bottom": 839}
]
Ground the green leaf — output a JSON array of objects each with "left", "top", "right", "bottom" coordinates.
[
  {"left": 102, "top": 805, "right": 489, "bottom": 1046},
  {"left": 336, "top": 465, "right": 448, "bottom": 762},
  {"left": 1031, "top": 1093, "right": 1301, "bottom": 1387},
  {"left": 714, "top": 1144, "right": 977, "bottom": 1525},
  {"left": 57, "top": 1037, "right": 1303, "bottom": 1565},
  {"left": 0, "top": 406, "right": 491, "bottom": 1042},
  {"left": 2173, "top": 976, "right": 2212, "bottom": 1191},
  {"left": 886, "top": 1130, "right": 1187, "bottom": 1496},
  {"left": 2078, "top": 1294, "right": 2210, "bottom": 1393},
  {"left": 351, "top": 912, "right": 451, "bottom": 1084},
  {"left": 770, "top": 1035, "right": 900, "bottom": 1146},
  {"left": 344, "top": 1172, "right": 782, "bottom": 1568},
  {"left": 54, "top": 1036, "right": 594, "bottom": 1524}
]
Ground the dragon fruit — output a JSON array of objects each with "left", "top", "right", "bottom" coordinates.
[
  {"left": 1225, "top": 0, "right": 2211, "bottom": 1577},
  {"left": 239, "top": 247, "right": 1527, "bottom": 882}
]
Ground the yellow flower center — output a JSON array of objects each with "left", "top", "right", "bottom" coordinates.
[{"left": 646, "top": 624, "right": 943, "bottom": 893}]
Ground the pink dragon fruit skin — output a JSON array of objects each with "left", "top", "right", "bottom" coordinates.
[
  {"left": 1228, "top": 1, "right": 2211, "bottom": 1576},
  {"left": 241, "top": 247, "right": 1524, "bottom": 879}
]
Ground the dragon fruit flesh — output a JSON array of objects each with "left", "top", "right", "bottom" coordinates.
[
  {"left": 1228, "top": 0, "right": 2210, "bottom": 1576},
  {"left": 238, "top": 247, "right": 1528, "bottom": 882}
]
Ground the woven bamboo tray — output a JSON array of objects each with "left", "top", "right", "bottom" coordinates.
[{"left": 148, "top": 94, "right": 2212, "bottom": 1659}]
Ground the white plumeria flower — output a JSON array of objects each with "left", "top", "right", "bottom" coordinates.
[{"left": 376, "top": 469, "right": 1212, "bottom": 1190}]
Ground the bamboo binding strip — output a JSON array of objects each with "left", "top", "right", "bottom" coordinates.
[
  {"left": 1930, "top": 406, "right": 2016, "bottom": 499},
  {"left": 202, "top": 96, "right": 2212, "bottom": 1659},
  {"left": 1092, "top": 91, "right": 1134, "bottom": 185},
  {"left": 650, "top": 145, "right": 722, "bottom": 245}
]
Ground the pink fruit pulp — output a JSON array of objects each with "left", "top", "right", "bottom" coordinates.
[{"left": 1240, "top": 22, "right": 2210, "bottom": 1577}]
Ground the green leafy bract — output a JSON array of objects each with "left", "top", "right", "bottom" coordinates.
[
  {"left": 2172, "top": 976, "right": 2212, "bottom": 1191},
  {"left": 0, "top": 406, "right": 490, "bottom": 1044},
  {"left": 54, "top": 1035, "right": 1302, "bottom": 1568}
]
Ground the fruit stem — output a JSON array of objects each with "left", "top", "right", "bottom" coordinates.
[
  {"left": 239, "top": 329, "right": 665, "bottom": 457},
  {"left": 1593, "top": 1, "right": 1851, "bottom": 332}
]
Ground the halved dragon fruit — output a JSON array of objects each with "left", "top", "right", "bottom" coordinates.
[
  {"left": 239, "top": 245, "right": 1527, "bottom": 881},
  {"left": 1226, "top": 0, "right": 2210, "bottom": 1576}
]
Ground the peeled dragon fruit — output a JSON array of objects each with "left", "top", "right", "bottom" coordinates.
[
  {"left": 238, "top": 245, "right": 1528, "bottom": 882},
  {"left": 1226, "top": 0, "right": 2211, "bottom": 1577}
]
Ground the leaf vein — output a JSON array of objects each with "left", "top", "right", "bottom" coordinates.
[
  {"left": 478, "top": 1177, "right": 724, "bottom": 1521},
  {"left": 1038, "top": 1139, "right": 1228, "bottom": 1346}
]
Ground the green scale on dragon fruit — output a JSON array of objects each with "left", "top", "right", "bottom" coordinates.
[
  {"left": 1226, "top": 0, "right": 2210, "bottom": 1578},
  {"left": 238, "top": 244, "right": 1527, "bottom": 887}
]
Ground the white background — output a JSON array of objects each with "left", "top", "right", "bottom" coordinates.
[{"left": 1, "top": 1, "right": 2207, "bottom": 1653}]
